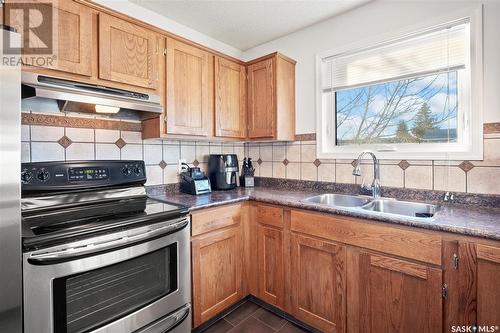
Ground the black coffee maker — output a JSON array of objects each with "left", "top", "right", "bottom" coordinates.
[{"left": 208, "top": 154, "right": 239, "bottom": 190}]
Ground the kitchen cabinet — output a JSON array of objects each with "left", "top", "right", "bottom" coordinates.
[
  {"left": 475, "top": 244, "right": 500, "bottom": 327},
  {"left": 191, "top": 204, "right": 244, "bottom": 327},
  {"left": 257, "top": 223, "right": 284, "bottom": 308},
  {"left": 255, "top": 204, "right": 285, "bottom": 308},
  {"left": 189, "top": 202, "right": 500, "bottom": 333},
  {"left": 5, "top": 0, "right": 93, "bottom": 76},
  {"left": 347, "top": 249, "right": 442, "bottom": 333},
  {"left": 165, "top": 37, "right": 212, "bottom": 136},
  {"left": 247, "top": 53, "right": 295, "bottom": 140},
  {"left": 214, "top": 57, "right": 246, "bottom": 138},
  {"left": 451, "top": 242, "right": 500, "bottom": 329},
  {"left": 99, "top": 13, "right": 159, "bottom": 90},
  {"left": 290, "top": 233, "right": 346, "bottom": 333}
]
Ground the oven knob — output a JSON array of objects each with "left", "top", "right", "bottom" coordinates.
[
  {"left": 122, "top": 167, "right": 132, "bottom": 176},
  {"left": 133, "top": 166, "right": 142, "bottom": 176},
  {"left": 36, "top": 170, "right": 50, "bottom": 182},
  {"left": 21, "top": 170, "right": 33, "bottom": 184}
]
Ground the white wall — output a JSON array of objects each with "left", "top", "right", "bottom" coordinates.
[
  {"left": 93, "top": 0, "right": 243, "bottom": 59},
  {"left": 242, "top": 0, "right": 500, "bottom": 134}
]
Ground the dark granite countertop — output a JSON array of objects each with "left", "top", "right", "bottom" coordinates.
[{"left": 149, "top": 185, "right": 500, "bottom": 241}]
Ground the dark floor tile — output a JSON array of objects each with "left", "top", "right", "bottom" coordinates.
[
  {"left": 252, "top": 308, "right": 286, "bottom": 330},
  {"left": 228, "top": 316, "right": 276, "bottom": 333},
  {"left": 202, "top": 319, "right": 234, "bottom": 333},
  {"left": 224, "top": 302, "right": 260, "bottom": 326},
  {"left": 276, "top": 322, "right": 309, "bottom": 333}
]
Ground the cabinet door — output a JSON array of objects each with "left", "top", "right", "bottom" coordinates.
[
  {"left": 166, "top": 38, "right": 211, "bottom": 136},
  {"left": 475, "top": 244, "right": 500, "bottom": 326},
  {"left": 214, "top": 57, "right": 246, "bottom": 138},
  {"left": 291, "top": 233, "right": 346, "bottom": 333},
  {"left": 257, "top": 224, "right": 284, "bottom": 308},
  {"left": 247, "top": 58, "right": 275, "bottom": 138},
  {"left": 192, "top": 226, "right": 243, "bottom": 327},
  {"left": 348, "top": 250, "right": 442, "bottom": 333},
  {"left": 6, "top": 0, "right": 92, "bottom": 76},
  {"left": 99, "top": 13, "right": 158, "bottom": 89}
]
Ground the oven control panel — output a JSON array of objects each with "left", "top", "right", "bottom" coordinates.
[
  {"left": 21, "top": 160, "right": 146, "bottom": 192},
  {"left": 68, "top": 167, "right": 109, "bottom": 181}
]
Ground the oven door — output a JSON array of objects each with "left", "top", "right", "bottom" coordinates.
[{"left": 23, "top": 217, "right": 191, "bottom": 333}]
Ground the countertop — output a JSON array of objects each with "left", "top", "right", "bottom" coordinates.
[{"left": 150, "top": 186, "right": 500, "bottom": 241}]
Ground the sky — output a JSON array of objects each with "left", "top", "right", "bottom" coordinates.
[{"left": 331, "top": 71, "right": 459, "bottom": 143}]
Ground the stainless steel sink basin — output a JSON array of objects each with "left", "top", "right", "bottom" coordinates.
[
  {"left": 303, "top": 194, "right": 371, "bottom": 207},
  {"left": 362, "top": 199, "right": 438, "bottom": 218}
]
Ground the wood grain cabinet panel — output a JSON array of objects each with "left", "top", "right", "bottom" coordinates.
[
  {"left": 247, "top": 58, "right": 274, "bottom": 138},
  {"left": 99, "top": 13, "right": 158, "bottom": 90},
  {"left": 215, "top": 57, "right": 246, "bottom": 138},
  {"left": 476, "top": 244, "right": 500, "bottom": 326},
  {"left": 347, "top": 249, "right": 442, "bottom": 333},
  {"left": 257, "top": 224, "right": 284, "bottom": 308},
  {"left": 165, "top": 37, "right": 211, "bottom": 136},
  {"left": 5, "top": 0, "right": 92, "bottom": 76},
  {"left": 192, "top": 226, "right": 243, "bottom": 327},
  {"left": 291, "top": 233, "right": 346, "bottom": 333},
  {"left": 247, "top": 53, "right": 295, "bottom": 140},
  {"left": 255, "top": 204, "right": 284, "bottom": 228}
]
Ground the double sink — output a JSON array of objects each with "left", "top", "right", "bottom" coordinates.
[{"left": 303, "top": 193, "right": 438, "bottom": 219}]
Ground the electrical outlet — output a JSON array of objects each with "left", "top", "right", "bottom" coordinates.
[{"left": 178, "top": 159, "right": 187, "bottom": 174}]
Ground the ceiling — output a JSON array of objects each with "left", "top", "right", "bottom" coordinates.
[{"left": 130, "top": 0, "right": 371, "bottom": 51}]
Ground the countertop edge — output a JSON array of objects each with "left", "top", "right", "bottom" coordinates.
[{"left": 151, "top": 192, "right": 500, "bottom": 241}]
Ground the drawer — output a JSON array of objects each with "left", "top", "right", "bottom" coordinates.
[
  {"left": 255, "top": 204, "right": 283, "bottom": 228},
  {"left": 291, "top": 209, "right": 442, "bottom": 265},
  {"left": 191, "top": 204, "right": 242, "bottom": 236}
]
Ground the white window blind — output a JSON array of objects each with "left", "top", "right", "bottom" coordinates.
[{"left": 322, "top": 20, "right": 470, "bottom": 91}]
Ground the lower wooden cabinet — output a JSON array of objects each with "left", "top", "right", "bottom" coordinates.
[
  {"left": 476, "top": 244, "right": 500, "bottom": 327},
  {"left": 191, "top": 204, "right": 500, "bottom": 331},
  {"left": 257, "top": 223, "right": 284, "bottom": 308},
  {"left": 191, "top": 226, "right": 243, "bottom": 327},
  {"left": 347, "top": 249, "right": 443, "bottom": 333},
  {"left": 455, "top": 242, "right": 500, "bottom": 328},
  {"left": 290, "top": 233, "right": 346, "bottom": 333}
]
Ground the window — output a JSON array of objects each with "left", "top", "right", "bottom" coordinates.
[{"left": 316, "top": 10, "right": 483, "bottom": 160}]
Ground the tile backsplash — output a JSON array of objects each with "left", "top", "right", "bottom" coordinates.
[
  {"left": 21, "top": 122, "right": 245, "bottom": 187},
  {"left": 245, "top": 135, "right": 500, "bottom": 195},
  {"left": 22, "top": 113, "right": 500, "bottom": 195}
]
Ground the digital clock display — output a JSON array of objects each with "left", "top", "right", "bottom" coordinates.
[{"left": 68, "top": 167, "right": 109, "bottom": 181}]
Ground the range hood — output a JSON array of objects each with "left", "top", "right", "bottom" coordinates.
[{"left": 21, "top": 72, "right": 163, "bottom": 117}]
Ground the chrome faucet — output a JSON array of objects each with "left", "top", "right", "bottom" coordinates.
[{"left": 352, "top": 151, "right": 381, "bottom": 199}]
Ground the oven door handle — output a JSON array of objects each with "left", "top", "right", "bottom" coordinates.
[
  {"left": 134, "top": 303, "right": 190, "bottom": 333},
  {"left": 27, "top": 218, "right": 189, "bottom": 265}
]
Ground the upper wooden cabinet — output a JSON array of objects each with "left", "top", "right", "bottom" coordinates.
[
  {"left": 98, "top": 13, "right": 159, "bottom": 90},
  {"left": 214, "top": 57, "right": 246, "bottom": 138},
  {"left": 5, "top": 0, "right": 92, "bottom": 76},
  {"left": 247, "top": 53, "right": 295, "bottom": 141},
  {"left": 165, "top": 38, "right": 211, "bottom": 136}
]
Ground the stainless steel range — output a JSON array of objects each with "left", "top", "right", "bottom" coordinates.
[{"left": 21, "top": 160, "right": 191, "bottom": 333}]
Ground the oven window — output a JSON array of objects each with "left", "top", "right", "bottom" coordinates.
[{"left": 52, "top": 245, "right": 178, "bottom": 333}]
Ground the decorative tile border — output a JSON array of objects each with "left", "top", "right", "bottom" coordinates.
[
  {"left": 484, "top": 122, "right": 500, "bottom": 134},
  {"left": 21, "top": 112, "right": 142, "bottom": 132},
  {"left": 254, "top": 177, "right": 500, "bottom": 208},
  {"left": 294, "top": 133, "right": 316, "bottom": 141}
]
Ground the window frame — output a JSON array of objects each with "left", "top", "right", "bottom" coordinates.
[{"left": 315, "top": 5, "right": 483, "bottom": 160}]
